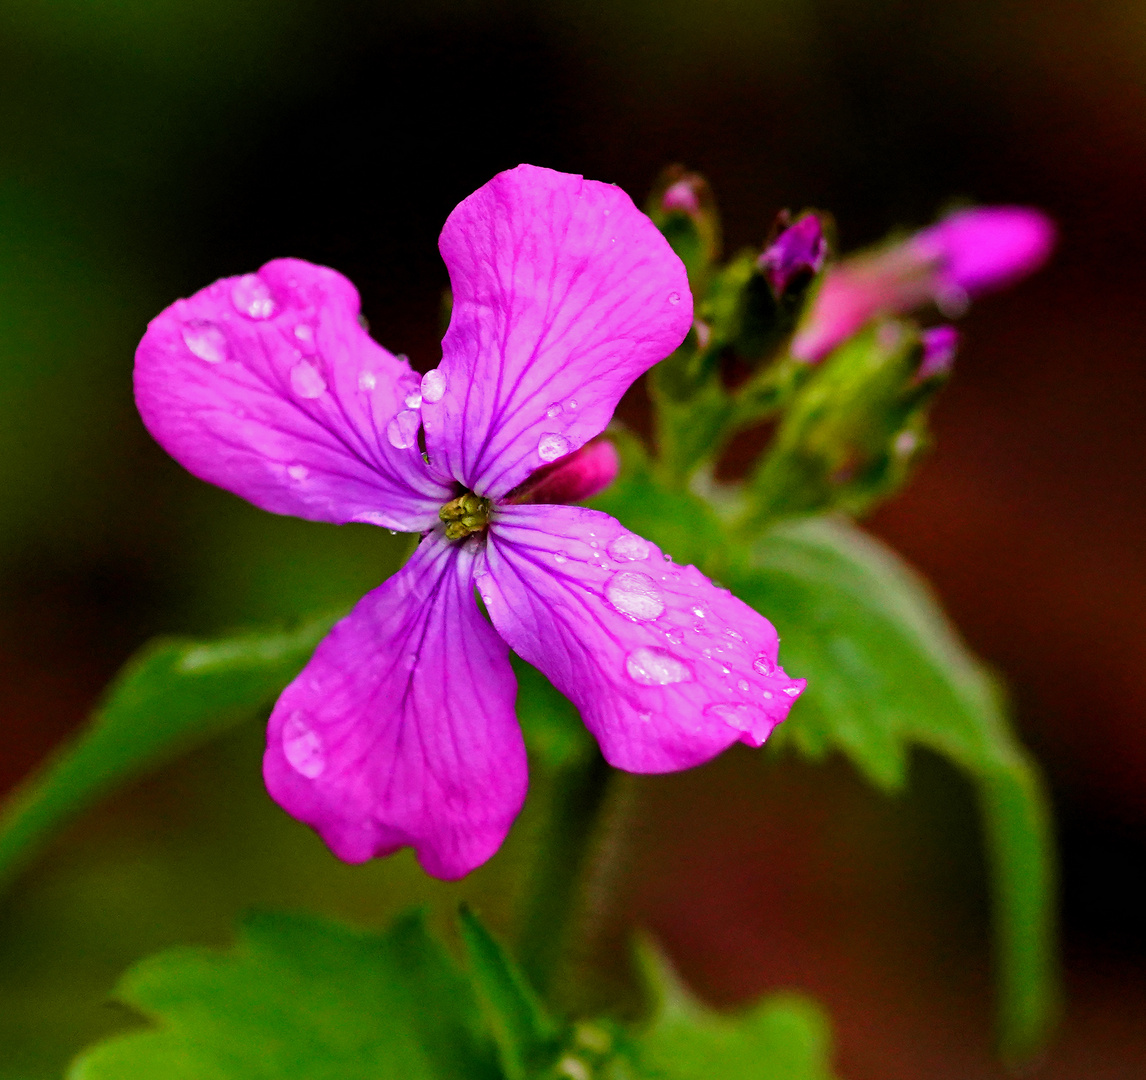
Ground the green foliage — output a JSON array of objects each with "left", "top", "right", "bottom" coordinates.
[
  {"left": 459, "top": 907, "right": 562, "bottom": 1079},
  {"left": 68, "top": 910, "right": 500, "bottom": 1080},
  {"left": 0, "top": 611, "right": 339, "bottom": 894},
  {"left": 632, "top": 938, "right": 838, "bottom": 1080},
  {"left": 731, "top": 515, "right": 1058, "bottom": 1059}
]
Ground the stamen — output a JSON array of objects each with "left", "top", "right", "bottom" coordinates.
[{"left": 439, "top": 491, "right": 492, "bottom": 540}]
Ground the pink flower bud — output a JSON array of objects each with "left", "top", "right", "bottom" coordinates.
[
  {"left": 791, "top": 206, "right": 1055, "bottom": 363},
  {"left": 917, "top": 325, "right": 959, "bottom": 380},
  {"left": 507, "top": 437, "right": 620, "bottom": 505},
  {"left": 662, "top": 178, "right": 702, "bottom": 216},
  {"left": 758, "top": 213, "right": 827, "bottom": 295}
]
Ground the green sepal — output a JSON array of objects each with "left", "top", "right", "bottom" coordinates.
[
  {"left": 631, "top": 938, "right": 838, "bottom": 1080},
  {"left": 644, "top": 166, "right": 721, "bottom": 301},
  {"left": 741, "top": 321, "right": 942, "bottom": 527},
  {"left": 0, "top": 610, "right": 342, "bottom": 895},
  {"left": 67, "top": 910, "right": 502, "bottom": 1080}
]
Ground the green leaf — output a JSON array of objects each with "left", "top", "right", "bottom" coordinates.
[
  {"left": 731, "top": 515, "right": 1058, "bottom": 1059},
  {"left": 68, "top": 910, "right": 500, "bottom": 1080},
  {"left": 458, "top": 906, "right": 561, "bottom": 1080},
  {"left": 0, "top": 611, "right": 340, "bottom": 894},
  {"left": 633, "top": 938, "right": 838, "bottom": 1080}
]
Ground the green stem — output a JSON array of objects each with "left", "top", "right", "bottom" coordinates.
[{"left": 517, "top": 748, "right": 613, "bottom": 999}]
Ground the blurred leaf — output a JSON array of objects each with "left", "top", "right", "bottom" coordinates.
[
  {"left": 68, "top": 909, "right": 500, "bottom": 1080},
  {"left": 0, "top": 611, "right": 340, "bottom": 894},
  {"left": 732, "top": 515, "right": 1058, "bottom": 1060},
  {"left": 458, "top": 907, "right": 561, "bottom": 1080},
  {"left": 633, "top": 937, "right": 837, "bottom": 1080}
]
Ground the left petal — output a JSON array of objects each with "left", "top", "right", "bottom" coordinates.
[
  {"left": 422, "top": 164, "right": 692, "bottom": 498},
  {"left": 263, "top": 530, "right": 526, "bottom": 880},
  {"left": 479, "top": 505, "right": 805, "bottom": 772}
]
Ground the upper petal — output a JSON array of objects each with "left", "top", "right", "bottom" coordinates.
[
  {"left": 263, "top": 530, "right": 527, "bottom": 880},
  {"left": 422, "top": 165, "right": 692, "bottom": 498},
  {"left": 135, "top": 258, "right": 452, "bottom": 532},
  {"left": 479, "top": 505, "right": 805, "bottom": 772}
]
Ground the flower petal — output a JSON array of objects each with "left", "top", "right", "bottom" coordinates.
[
  {"left": 423, "top": 165, "right": 692, "bottom": 498},
  {"left": 263, "top": 530, "right": 526, "bottom": 879},
  {"left": 135, "top": 258, "right": 452, "bottom": 532},
  {"left": 479, "top": 505, "right": 805, "bottom": 772}
]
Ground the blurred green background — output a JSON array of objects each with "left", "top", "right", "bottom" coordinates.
[{"left": 2, "top": 1, "right": 1144, "bottom": 1076}]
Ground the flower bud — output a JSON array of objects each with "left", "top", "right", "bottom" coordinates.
[
  {"left": 507, "top": 437, "right": 619, "bottom": 505},
  {"left": 646, "top": 166, "right": 721, "bottom": 296},
  {"left": 791, "top": 206, "right": 1054, "bottom": 363},
  {"left": 758, "top": 212, "right": 828, "bottom": 296},
  {"left": 917, "top": 325, "right": 959, "bottom": 380}
]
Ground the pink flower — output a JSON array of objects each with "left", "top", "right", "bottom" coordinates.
[
  {"left": 134, "top": 165, "right": 805, "bottom": 880},
  {"left": 791, "top": 206, "right": 1055, "bottom": 362}
]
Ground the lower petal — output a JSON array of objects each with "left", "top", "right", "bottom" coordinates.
[
  {"left": 480, "top": 505, "right": 805, "bottom": 772},
  {"left": 263, "top": 531, "right": 526, "bottom": 880}
]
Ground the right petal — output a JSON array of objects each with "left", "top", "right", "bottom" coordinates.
[
  {"left": 263, "top": 530, "right": 526, "bottom": 880},
  {"left": 135, "top": 258, "right": 453, "bottom": 532}
]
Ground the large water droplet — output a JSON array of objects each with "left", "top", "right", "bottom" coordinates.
[
  {"left": 537, "top": 432, "right": 572, "bottom": 462},
  {"left": 626, "top": 647, "right": 691, "bottom": 686},
  {"left": 182, "top": 321, "right": 228, "bottom": 364},
  {"left": 607, "top": 533, "right": 650, "bottom": 563},
  {"left": 387, "top": 409, "right": 421, "bottom": 449},
  {"left": 752, "top": 652, "right": 775, "bottom": 677},
  {"left": 290, "top": 360, "right": 327, "bottom": 399},
  {"left": 282, "top": 711, "right": 325, "bottom": 778},
  {"left": 705, "top": 701, "right": 767, "bottom": 734},
  {"left": 421, "top": 368, "right": 446, "bottom": 403},
  {"left": 606, "top": 571, "right": 665, "bottom": 621},
  {"left": 231, "top": 274, "right": 277, "bottom": 320}
]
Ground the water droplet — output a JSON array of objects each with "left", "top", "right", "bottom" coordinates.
[
  {"left": 668, "top": 291, "right": 681, "bottom": 305},
  {"left": 181, "top": 321, "right": 228, "bottom": 364},
  {"left": 538, "top": 432, "right": 572, "bottom": 461},
  {"left": 293, "top": 323, "right": 314, "bottom": 345},
  {"left": 763, "top": 690, "right": 774, "bottom": 699},
  {"left": 287, "top": 464, "right": 309, "bottom": 481},
  {"left": 626, "top": 646, "right": 691, "bottom": 686},
  {"left": 231, "top": 274, "right": 277, "bottom": 320},
  {"left": 665, "top": 627, "right": 684, "bottom": 645},
  {"left": 720, "top": 665, "right": 731, "bottom": 674},
  {"left": 692, "top": 623, "right": 705, "bottom": 634},
  {"left": 553, "top": 552, "right": 568, "bottom": 564},
  {"left": 386, "top": 409, "right": 421, "bottom": 449},
  {"left": 546, "top": 402, "right": 563, "bottom": 418},
  {"left": 590, "top": 541, "right": 599, "bottom": 549},
  {"left": 724, "top": 628, "right": 744, "bottom": 642},
  {"left": 663, "top": 552, "right": 673, "bottom": 563},
  {"left": 692, "top": 606, "right": 706, "bottom": 619},
  {"left": 737, "top": 679, "right": 750, "bottom": 692},
  {"left": 282, "top": 711, "right": 325, "bottom": 778},
  {"left": 567, "top": 399, "right": 578, "bottom": 410},
  {"left": 752, "top": 653, "right": 775, "bottom": 677},
  {"left": 605, "top": 571, "right": 665, "bottom": 621},
  {"left": 705, "top": 701, "right": 767, "bottom": 734},
  {"left": 405, "top": 390, "right": 423, "bottom": 409},
  {"left": 421, "top": 368, "right": 446, "bottom": 403},
  {"left": 358, "top": 371, "right": 377, "bottom": 391},
  {"left": 638, "top": 711, "right": 652, "bottom": 723},
  {"left": 291, "top": 360, "right": 327, "bottom": 399},
  {"left": 782, "top": 685, "right": 802, "bottom": 697}
]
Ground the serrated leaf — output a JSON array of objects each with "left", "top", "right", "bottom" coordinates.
[
  {"left": 458, "top": 907, "right": 560, "bottom": 1080},
  {"left": 0, "top": 611, "right": 340, "bottom": 894},
  {"left": 68, "top": 910, "right": 500, "bottom": 1080},
  {"left": 731, "top": 515, "right": 1057, "bottom": 1059},
  {"left": 633, "top": 938, "right": 838, "bottom": 1080}
]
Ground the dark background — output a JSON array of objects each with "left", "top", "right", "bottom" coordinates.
[{"left": 1, "top": 1, "right": 1144, "bottom": 1076}]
